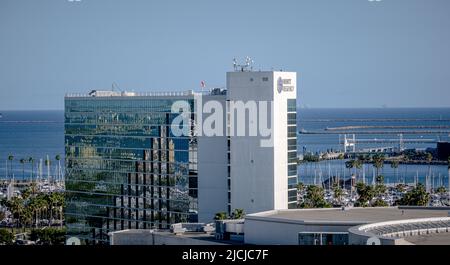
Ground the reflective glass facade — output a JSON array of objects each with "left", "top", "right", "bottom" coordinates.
[{"left": 64, "top": 97, "right": 197, "bottom": 244}]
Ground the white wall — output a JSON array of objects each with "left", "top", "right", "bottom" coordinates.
[
  {"left": 273, "top": 71, "right": 296, "bottom": 209},
  {"left": 227, "top": 71, "right": 296, "bottom": 214},
  {"left": 198, "top": 135, "right": 228, "bottom": 222},
  {"left": 110, "top": 230, "right": 225, "bottom": 245},
  {"left": 197, "top": 95, "right": 229, "bottom": 223},
  {"left": 244, "top": 217, "right": 354, "bottom": 245},
  {"left": 227, "top": 71, "right": 275, "bottom": 214}
]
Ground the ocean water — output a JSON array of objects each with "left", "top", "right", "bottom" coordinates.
[
  {"left": 298, "top": 108, "right": 450, "bottom": 153},
  {"left": 0, "top": 110, "right": 64, "bottom": 179},
  {"left": 298, "top": 108, "right": 450, "bottom": 185},
  {"left": 0, "top": 108, "right": 449, "bottom": 185}
]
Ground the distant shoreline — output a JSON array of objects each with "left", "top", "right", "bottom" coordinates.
[
  {"left": 1, "top": 107, "right": 450, "bottom": 112},
  {"left": 0, "top": 121, "right": 62, "bottom": 123}
]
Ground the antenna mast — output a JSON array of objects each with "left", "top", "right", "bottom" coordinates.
[{"left": 233, "top": 56, "right": 254, "bottom": 72}]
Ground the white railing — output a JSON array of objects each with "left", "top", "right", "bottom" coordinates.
[
  {"left": 65, "top": 90, "right": 201, "bottom": 98},
  {"left": 358, "top": 217, "right": 450, "bottom": 238}
]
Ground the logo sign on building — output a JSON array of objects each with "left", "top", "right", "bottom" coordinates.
[{"left": 277, "top": 77, "right": 294, "bottom": 93}]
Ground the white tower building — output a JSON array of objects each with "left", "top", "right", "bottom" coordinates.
[{"left": 227, "top": 70, "right": 298, "bottom": 214}]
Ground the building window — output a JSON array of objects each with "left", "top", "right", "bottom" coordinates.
[
  {"left": 287, "top": 99, "right": 296, "bottom": 112},
  {"left": 262, "top": 77, "right": 269, "bottom": 82}
]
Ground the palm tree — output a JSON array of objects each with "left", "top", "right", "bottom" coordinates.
[
  {"left": 345, "top": 160, "right": 354, "bottom": 187},
  {"left": 7, "top": 154, "right": 14, "bottom": 180},
  {"left": 7, "top": 196, "right": 24, "bottom": 229},
  {"left": 391, "top": 160, "right": 400, "bottom": 184},
  {"left": 353, "top": 159, "right": 362, "bottom": 181},
  {"left": 19, "top": 158, "right": 26, "bottom": 179},
  {"left": 46, "top": 192, "right": 64, "bottom": 226},
  {"left": 45, "top": 157, "right": 51, "bottom": 183},
  {"left": 332, "top": 183, "right": 343, "bottom": 206},
  {"left": 27, "top": 198, "right": 40, "bottom": 228},
  {"left": 426, "top": 153, "right": 433, "bottom": 192},
  {"left": 402, "top": 154, "right": 409, "bottom": 185},
  {"left": 29, "top": 182, "right": 38, "bottom": 195},
  {"left": 296, "top": 182, "right": 305, "bottom": 193},
  {"left": 55, "top": 155, "right": 61, "bottom": 184},
  {"left": 376, "top": 175, "right": 385, "bottom": 184},
  {"left": 21, "top": 206, "right": 33, "bottom": 231},
  {"left": 36, "top": 195, "right": 48, "bottom": 227},
  {"left": 372, "top": 154, "right": 385, "bottom": 183},
  {"left": 28, "top": 157, "right": 34, "bottom": 182}
]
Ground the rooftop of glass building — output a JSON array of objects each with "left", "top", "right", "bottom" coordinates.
[{"left": 65, "top": 88, "right": 227, "bottom": 98}]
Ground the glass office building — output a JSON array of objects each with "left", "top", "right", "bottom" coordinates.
[
  {"left": 64, "top": 93, "right": 198, "bottom": 244},
  {"left": 65, "top": 70, "right": 298, "bottom": 244}
]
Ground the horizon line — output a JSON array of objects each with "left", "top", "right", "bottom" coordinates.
[{"left": 2, "top": 106, "right": 450, "bottom": 112}]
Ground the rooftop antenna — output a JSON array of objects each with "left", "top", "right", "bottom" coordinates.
[{"left": 233, "top": 56, "right": 254, "bottom": 72}]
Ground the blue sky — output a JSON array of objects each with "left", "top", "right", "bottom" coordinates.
[{"left": 0, "top": 0, "right": 449, "bottom": 110}]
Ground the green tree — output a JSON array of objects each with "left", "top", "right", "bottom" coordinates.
[
  {"left": 372, "top": 154, "right": 385, "bottom": 179},
  {"left": 21, "top": 206, "right": 33, "bottom": 231},
  {"left": 374, "top": 183, "right": 387, "bottom": 200},
  {"left": 46, "top": 192, "right": 65, "bottom": 225},
  {"left": 6, "top": 196, "right": 24, "bottom": 228},
  {"left": 28, "top": 157, "right": 34, "bottom": 182},
  {"left": 31, "top": 195, "right": 48, "bottom": 228},
  {"left": 345, "top": 160, "right": 354, "bottom": 179},
  {"left": 7, "top": 154, "right": 14, "bottom": 179},
  {"left": 376, "top": 175, "right": 385, "bottom": 184},
  {"left": 28, "top": 182, "right": 39, "bottom": 196},
  {"left": 19, "top": 158, "right": 26, "bottom": 179},
  {"left": 45, "top": 158, "right": 51, "bottom": 182},
  {"left": 21, "top": 188, "right": 31, "bottom": 201},
  {"left": 402, "top": 153, "right": 410, "bottom": 182},
  {"left": 426, "top": 152, "right": 433, "bottom": 162},
  {"left": 332, "top": 183, "right": 343, "bottom": 206},
  {"left": 353, "top": 159, "right": 363, "bottom": 179},
  {"left": 0, "top": 229, "right": 14, "bottom": 245},
  {"left": 396, "top": 183, "right": 406, "bottom": 193},
  {"left": 426, "top": 153, "right": 433, "bottom": 190},
  {"left": 372, "top": 198, "right": 388, "bottom": 207},
  {"left": 55, "top": 154, "right": 61, "bottom": 182},
  {"left": 214, "top": 212, "right": 228, "bottom": 220},
  {"left": 436, "top": 186, "right": 447, "bottom": 194},
  {"left": 303, "top": 153, "right": 320, "bottom": 162},
  {"left": 296, "top": 182, "right": 305, "bottom": 193},
  {"left": 29, "top": 228, "right": 66, "bottom": 245},
  {"left": 390, "top": 160, "right": 400, "bottom": 184},
  {"left": 397, "top": 183, "right": 430, "bottom": 206},
  {"left": 355, "top": 182, "right": 375, "bottom": 207},
  {"left": 357, "top": 154, "right": 366, "bottom": 162},
  {"left": 300, "top": 185, "right": 331, "bottom": 208}
]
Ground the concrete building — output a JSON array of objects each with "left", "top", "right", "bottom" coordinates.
[
  {"left": 244, "top": 207, "right": 450, "bottom": 245},
  {"left": 227, "top": 71, "right": 298, "bottom": 213},
  {"left": 64, "top": 68, "right": 298, "bottom": 244}
]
